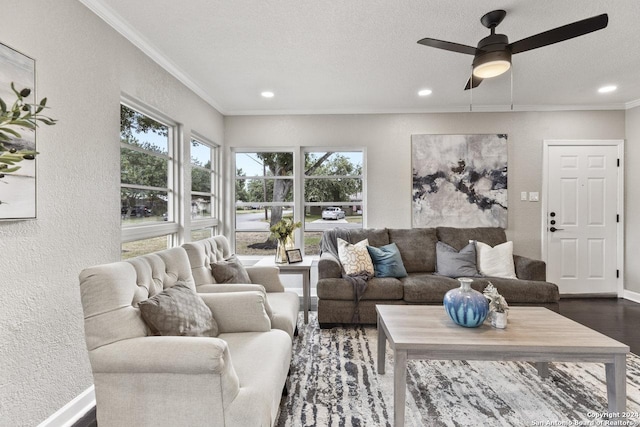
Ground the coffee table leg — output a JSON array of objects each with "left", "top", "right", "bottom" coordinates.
[
  {"left": 394, "top": 350, "right": 407, "bottom": 427},
  {"left": 605, "top": 354, "right": 626, "bottom": 414},
  {"left": 535, "top": 362, "right": 549, "bottom": 378},
  {"left": 377, "top": 315, "right": 386, "bottom": 374},
  {"left": 303, "top": 270, "right": 310, "bottom": 324}
]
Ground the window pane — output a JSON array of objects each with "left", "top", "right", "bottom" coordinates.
[
  {"left": 120, "top": 105, "right": 168, "bottom": 154},
  {"left": 305, "top": 152, "right": 362, "bottom": 176},
  {"left": 304, "top": 206, "right": 362, "bottom": 231},
  {"left": 121, "top": 147, "right": 168, "bottom": 188},
  {"left": 191, "top": 140, "right": 211, "bottom": 167},
  {"left": 191, "top": 195, "right": 211, "bottom": 219},
  {"left": 121, "top": 188, "right": 168, "bottom": 225},
  {"left": 191, "top": 227, "right": 214, "bottom": 241},
  {"left": 235, "top": 152, "right": 293, "bottom": 177},
  {"left": 304, "top": 178, "right": 362, "bottom": 202},
  {"left": 121, "top": 235, "right": 171, "bottom": 259},
  {"left": 237, "top": 178, "right": 294, "bottom": 203},
  {"left": 303, "top": 231, "right": 323, "bottom": 255},
  {"left": 191, "top": 167, "right": 211, "bottom": 193},
  {"left": 235, "top": 231, "right": 277, "bottom": 255},
  {"left": 236, "top": 206, "right": 294, "bottom": 231}
]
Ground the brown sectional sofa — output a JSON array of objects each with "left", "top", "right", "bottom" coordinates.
[{"left": 317, "top": 227, "right": 560, "bottom": 327}]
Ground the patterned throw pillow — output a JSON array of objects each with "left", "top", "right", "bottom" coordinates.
[
  {"left": 473, "top": 240, "right": 517, "bottom": 279},
  {"left": 337, "top": 238, "right": 375, "bottom": 276},
  {"left": 211, "top": 254, "right": 252, "bottom": 284},
  {"left": 138, "top": 282, "right": 219, "bottom": 337}
]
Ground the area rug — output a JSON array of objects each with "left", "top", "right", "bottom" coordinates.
[{"left": 276, "top": 313, "right": 640, "bottom": 427}]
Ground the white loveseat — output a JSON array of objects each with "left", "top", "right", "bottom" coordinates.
[
  {"left": 79, "top": 246, "right": 292, "bottom": 427},
  {"left": 182, "top": 236, "right": 300, "bottom": 338}
]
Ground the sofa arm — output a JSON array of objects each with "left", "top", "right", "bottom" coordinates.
[
  {"left": 89, "top": 335, "right": 235, "bottom": 375},
  {"left": 319, "top": 252, "right": 342, "bottom": 279},
  {"left": 513, "top": 255, "right": 546, "bottom": 281},
  {"left": 245, "top": 266, "right": 285, "bottom": 292},
  {"left": 196, "top": 284, "right": 274, "bottom": 322},
  {"left": 199, "top": 291, "right": 271, "bottom": 333}
]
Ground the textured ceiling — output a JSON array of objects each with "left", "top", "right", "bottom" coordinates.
[{"left": 81, "top": 0, "right": 640, "bottom": 114}]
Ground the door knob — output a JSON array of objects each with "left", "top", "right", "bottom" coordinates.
[{"left": 550, "top": 227, "right": 564, "bottom": 232}]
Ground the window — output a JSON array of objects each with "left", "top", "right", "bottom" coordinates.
[
  {"left": 189, "top": 137, "right": 219, "bottom": 238},
  {"left": 120, "top": 101, "right": 179, "bottom": 259},
  {"left": 304, "top": 150, "right": 364, "bottom": 255},
  {"left": 234, "top": 151, "right": 295, "bottom": 255},
  {"left": 232, "top": 148, "right": 365, "bottom": 257}
]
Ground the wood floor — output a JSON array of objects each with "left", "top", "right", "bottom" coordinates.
[{"left": 71, "top": 297, "right": 640, "bottom": 427}]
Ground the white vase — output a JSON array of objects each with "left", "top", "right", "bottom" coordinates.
[{"left": 491, "top": 311, "right": 508, "bottom": 329}]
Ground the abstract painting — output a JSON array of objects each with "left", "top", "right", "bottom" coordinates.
[
  {"left": 412, "top": 134, "right": 507, "bottom": 228},
  {"left": 0, "top": 43, "right": 36, "bottom": 220}
]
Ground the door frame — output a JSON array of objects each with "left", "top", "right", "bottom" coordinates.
[{"left": 541, "top": 139, "right": 625, "bottom": 297}]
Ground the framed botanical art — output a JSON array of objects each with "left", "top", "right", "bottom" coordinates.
[
  {"left": 0, "top": 42, "right": 37, "bottom": 220},
  {"left": 412, "top": 134, "right": 508, "bottom": 228}
]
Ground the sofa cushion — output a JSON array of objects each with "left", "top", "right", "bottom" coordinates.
[
  {"left": 367, "top": 243, "right": 408, "bottom": 278},
  {"left": 347, "top": 228, "right": 390, "bottom": 247},
  {"left": 338, "top": 238, "right": 375, "bottom": 275},
  {"left": 468, "top": 277, "right": 560, "bottom": 304},
  {"left": 317, "top": 277, "right": 404, "bottom": 300},
  {"left": 437, "top": 227, "right": 507, "bottom": 251},
  {"left": 138, "top": 282, "right": 218, "bottom": 337},
  {"left": 388, "top": 228, "right": 437, "bottom": 273},
  {"left": 401, "top": 273, "right": 460, "bottom": 303},
  {"left": 435, "top": 241, "right": 480, "bottom": 278},
  {"left": 474, "top": 241, "right": 517, "bottom": 279},
  {"left": 211, "top": 255, "right": 252, "bottom": 284}
]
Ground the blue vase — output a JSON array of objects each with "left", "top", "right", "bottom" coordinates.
[{"left": 443, "top": 278, "right": 489, "bottom": 328}]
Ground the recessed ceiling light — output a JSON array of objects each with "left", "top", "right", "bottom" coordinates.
[
  {"left": 261, "top": 91, "right": 274, "bottom": 98},
  {"left": 598, "top": 85, "right": 617, "bottom": 94},
  {"left": 418, "top": 89, "right": 432, "bottom": 97}
]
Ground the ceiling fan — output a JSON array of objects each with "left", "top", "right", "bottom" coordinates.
[{"left": 417, "top": 10, "right": 608, "bottom": 90}]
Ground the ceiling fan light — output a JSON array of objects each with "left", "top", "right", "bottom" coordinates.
[{"left": 473, "top": 60, "right": 511, "bottom": 79}]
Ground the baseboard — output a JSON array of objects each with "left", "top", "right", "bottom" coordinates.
[
  {"left": 38, "top": 385, "right": 95, "bottom": 427},
  {"left": 624, "top": 289, "right": 640, "bottom": 304}
]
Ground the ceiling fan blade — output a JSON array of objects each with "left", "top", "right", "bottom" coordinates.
[
  {"left": 464, "top": 75, "right": 483, "bottom": 90},
  {"left": 417, "top": 37, "right": 478, "bottom": 55},
  {"left": 509, "top": 14, "right": 608, "bottom": 55}
]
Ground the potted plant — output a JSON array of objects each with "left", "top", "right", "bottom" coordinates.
[
  {"left": 483, "top": 283, "right": 509, "bottom": 328},
  {"left": 270, "top": 217, "right": 301, "bottom": 263}
]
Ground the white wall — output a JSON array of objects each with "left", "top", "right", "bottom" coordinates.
[
  {"left": 225, "top": 110, "right": 625, "bottom": 260},
  {"left": 0, "top": 1, "right": 223, "bottom": 425},
  {"left": 625, "top": 106, "right": 640, "bottom": 293}
]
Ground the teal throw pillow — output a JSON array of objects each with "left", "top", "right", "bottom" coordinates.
[{"left": 366, "top": 243, "right": 408, "bottom": 278}]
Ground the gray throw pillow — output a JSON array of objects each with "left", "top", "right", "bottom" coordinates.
[
  {"left": 138, "top": 282, "right": 219, "bottom": 337},
  {"left": 211, "top": 254, "right": 251, "bottom": 284},
  {"left": 435, "top": 241, "right": 481, "bottom": 278}
]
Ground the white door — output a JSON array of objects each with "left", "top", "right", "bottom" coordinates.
[{"left": 545, "top": 144, "right": 619, "bottom": 295}]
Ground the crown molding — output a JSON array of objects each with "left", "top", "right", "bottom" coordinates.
[
  {"left": 79, "top": 0, "right": 226, "bottom": 114},
  {"left": 626, "top": 98, "right": 640, "bottom": 110},
  {"left": 225, "top": 103, "right": 628, "bottom": 116}
]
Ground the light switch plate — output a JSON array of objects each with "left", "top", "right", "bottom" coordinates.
[
  {"left": 529, "top": 192, "right": 539, "bottom": 202},
  {"left": 521, "top": 191, "right": 527, "bottom": 201}
]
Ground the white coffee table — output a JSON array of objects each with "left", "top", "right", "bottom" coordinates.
[{"left": 376, "top": 305, "right": 629, "bottom": 426}]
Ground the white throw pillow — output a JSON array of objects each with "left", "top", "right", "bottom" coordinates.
[
  {"left": 338, "top": 238, "right": 375, "bottom": 276},
  {"left": 472, "top": 240, "right": 517, "bottom": 279}
]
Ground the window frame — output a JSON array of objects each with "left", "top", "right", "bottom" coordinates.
[
  {"left": 231, "top": 147, "right": 366, "bottom": 257},
  {"left": 120, "top": 96, "right": 181, "bottom": 251},
  {"left": 187, "top": 134, "right": 220, "bottom": 240}
]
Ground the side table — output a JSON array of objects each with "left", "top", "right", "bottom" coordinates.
[{"left": 254, "top": 257, "right": 314, "bottom": 323}]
